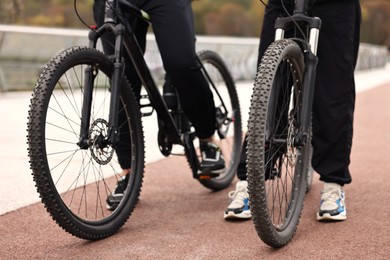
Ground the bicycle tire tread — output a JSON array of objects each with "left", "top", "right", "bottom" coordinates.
[
  {"left": 27, "top": 46, "right": 145, "bottom": 240},
  {"left": 247, "top": 39, "right": 307, "bottom": 248}
]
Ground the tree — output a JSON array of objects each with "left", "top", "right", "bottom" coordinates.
[
  {"left": 360, "top": 0, "right": 390, "bottom": 45},
  {"left": 0, "top": 0, "right": 25, "bottom": 23},
  {"left": 218, "top": 3, "right": 251, "bottom": 36},
  {"left": 192, "top": 0, "right": 264, "bottom": 36},
  {"left": 1, "top": 0, "right": 389, "bottom": 45}
]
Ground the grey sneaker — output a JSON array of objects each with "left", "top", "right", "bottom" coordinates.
[
  {"left": 317, "top": 182, "right": 347, "bottom": 221},
  {"left": 224, "top": 180, "right": 251, "bottom": 220}
]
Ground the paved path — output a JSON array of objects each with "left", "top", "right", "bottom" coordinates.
[
  {"left": 1, "top": 64, "right": 390, "bottom": 216},
  {"left": 1, "top": 65, "right": 390, "bottom": 259}
]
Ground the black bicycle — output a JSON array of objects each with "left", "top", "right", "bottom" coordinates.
[
  {"left": 27, "top": 0, "right": 241, "bottom": 240},
  {"left": 246, "top": 0, "right": 318, "bottom": 247}
]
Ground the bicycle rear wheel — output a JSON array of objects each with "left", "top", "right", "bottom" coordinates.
[
  {"left": 27, "top": 46, "right": 145, "bottom": 240},
  {"left": 195, "top": 50, "right": 242, "bottom": 190},
  {"left": 247, "top": 39, "right": 309, "bottom": 247}
]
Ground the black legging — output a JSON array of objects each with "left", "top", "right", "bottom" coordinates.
[
  {"left": 93, "top": 0, "right": 216, "bottom": 168},
  {"left": 237, "top": 0, "right": 361, "bottom": 186}
]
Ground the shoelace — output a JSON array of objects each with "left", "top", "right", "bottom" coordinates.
[
  {"left": 228, "top": 187, "right": 248, "bottom": 202},
  {"left": 321, "top": 189, "right": 342, "bottom": 203}
]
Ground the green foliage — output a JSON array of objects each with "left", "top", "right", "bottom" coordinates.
[
  {"left": 360, "top": 0, "right": 390, "bottom": 45},
  {"left": 0, "top": 0, "right": 94, "bottom": 27},
  {"left": 193, "top": 0, "right": 264, "bottom": 36},
  {"left": 0, "top": 0, "right": 389, "bottom": 45}
]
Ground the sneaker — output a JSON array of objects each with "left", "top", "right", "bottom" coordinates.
[
  {"left": 316, "top": 182, "right": 347, "bottom": 221},
  {"left": 106, "top": 175, "right": 129, "bottom": 211},
  {"left": 224, "top": 180, "right": 252, "bottom": 220},
  {"left": 199, "top": 142, "right": 225, "bottom": 176}
]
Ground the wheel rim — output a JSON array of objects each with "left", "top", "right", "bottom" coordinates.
[
  {"left": 200, "top": 58, "right": 241, "bottom": 181},
  {"left": 263, "top": 58, "right": 303, "bottom": 231},
  {"left": 43, "top": 61, "right": 135, "bottom": 223}
]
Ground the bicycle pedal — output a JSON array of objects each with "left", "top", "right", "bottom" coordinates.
[{"left": 196, "top": 171, "right": 220, "bottom": 179}]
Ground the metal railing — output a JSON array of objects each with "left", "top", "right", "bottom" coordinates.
[{"left": 0, "top": 25, "right": 387, "bottom": 92}]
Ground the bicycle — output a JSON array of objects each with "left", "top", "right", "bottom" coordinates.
[
  {"left": 246, "top": 0, "right": 319, "bottom": 247},
  {"left": 27, "top": 0, "right": 242, "bottom": 240}
]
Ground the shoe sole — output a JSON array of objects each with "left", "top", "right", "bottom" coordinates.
[
  {"left": 106, "top": 202, "right": 119, "bottom": 211},
  {"left": 316, "top": 212, "right": 347, "bottom": 221},
  {"left": 224, "top": 210, "right": 252, "bottom": 220},
  {"left": 106, "top": 194, "right": 123, "bottom": 211}
]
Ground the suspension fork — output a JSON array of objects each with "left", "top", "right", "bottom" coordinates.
[
  {"left": 78, "top": 65, "right": 97, "bottom": 149},
  {"left": 103, "top": 0, "right": 123, "bottom": 148},
  {"left": 274, "top": 14, "right": 321, "bottom": 146},
  {"left": 298, "top": 25, "right": 320, "bottom": 145},
  {"left": 106, "top": 24, "right": 127, "bottom": 147},
  {"left": 78, "top": 22, "right": 126, "bottom": 149},
  {"left": 297, "top": 49, "right": 317, "bottom": 145}
]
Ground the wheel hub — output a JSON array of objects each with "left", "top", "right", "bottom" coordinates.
[{"left": 89, "top": 118, "right": 114, "bottom": 165}]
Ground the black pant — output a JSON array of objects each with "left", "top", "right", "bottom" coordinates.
[
  {"left": 93, "top": 0, "right": 216, "bottom": 168},
  {"left": 237, "top": 0, "right": 361, "bottom": 186}
]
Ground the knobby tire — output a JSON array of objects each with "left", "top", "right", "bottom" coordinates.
[
  {"left": 195, "top": 50, "right": 242, "bottom": 191},
  {"left": 247, "top": 39, "right": 310, "bottom": 248},
  {"left": 27, "top": 46, "right": 145, "bottom": 240}
]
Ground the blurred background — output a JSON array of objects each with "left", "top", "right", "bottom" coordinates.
[
  {"left": 0, "top": 0, "right": 389, "bottom": 92},
  {"left": 0, "top": 0, "right": 388, "bottom": 43}
]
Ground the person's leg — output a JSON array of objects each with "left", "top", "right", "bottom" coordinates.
[
  {"left": 93, "top": 0, "right": 146, "bottom": 101},
  {"left": 311, "top": 0, "right": 361, "bottom": 221},
  {"left": 141, "top": 0, "right": 224, "bottom": 174},
  {"left": 142, "top": 0, "right": 216, "bottom": 139},
  {"left": 93, "top": 0, "right": 148, "bottom": 210},
  {"left": 225, "top": 0, "right": 293, "bottom": 220}
]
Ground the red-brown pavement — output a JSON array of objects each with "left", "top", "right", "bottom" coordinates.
[{"left": 1, "top": 82, "right": 390, "bottom": 259}]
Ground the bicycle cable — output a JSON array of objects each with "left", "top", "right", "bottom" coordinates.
[
  {"left": 280, "top": 0, "right": 308, "bottom": 43},
  {"left": 257, "top": 0, "right": 309, "bottom": 43},
  {"left": 259, "top": 0, "right": 268, "bottom": 7},
  {"left": 74, "top": 0, "right": 92, "bottom": 29},
  {"left": 73, "top": 0, "right": 122, "bottom": 30}
]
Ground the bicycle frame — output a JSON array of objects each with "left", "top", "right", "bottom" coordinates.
[
  {"left": 77, "top": 0, "right": 219, "bottom": 178},
  {"left": 274, "top": 0, "right": 321, "bottom": 146},
  {"left": 78, "top": 0, "right": 181, "bottom": 149}
]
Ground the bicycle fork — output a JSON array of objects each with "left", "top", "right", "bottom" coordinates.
[
  {"left": 77, "top": 23, "right": 199, "bottom": 177},
  {"left": 275, "top": 13, "right": 321, "bottom": 146},
  {"left": 77, "top": 65, "right": 96, "bottom": 149}
]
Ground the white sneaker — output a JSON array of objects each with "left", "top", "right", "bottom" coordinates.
[
  {"left": 316, "top": 182, "right": 347, "bottom": 221},
  {"left": 224, "top": 180, "right": 251, "bottom": 220}
]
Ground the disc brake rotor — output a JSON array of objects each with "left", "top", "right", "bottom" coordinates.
[{"left": 89, "top": 118, "right": 114, "bottom": 165}]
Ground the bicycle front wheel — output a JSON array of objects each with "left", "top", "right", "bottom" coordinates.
[
  {"left": 27, "top": 46, "right": 145, "bottom": 240},
  {"left": 196, "top": 50, "right": 242, "bottom": 190},
  {"left": 247, "top": 39, "right": 309, "bottom": 247}
]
